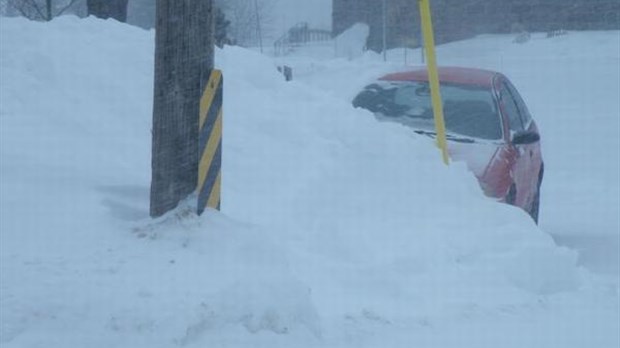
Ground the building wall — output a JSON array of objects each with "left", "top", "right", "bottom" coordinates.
[{"left": 333, "top": 0, "right": 620, "bottom": 52}]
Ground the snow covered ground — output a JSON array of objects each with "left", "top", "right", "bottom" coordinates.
[
  {"left": 282, "top": 29, "right": 620, "bottom": 277},
  {"left": 1, "top": 17, "right": 618, "bottom": 347}
]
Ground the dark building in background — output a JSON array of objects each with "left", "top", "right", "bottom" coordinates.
[{"left": 333, "top": 0, "right": 620, "bottom": 52}]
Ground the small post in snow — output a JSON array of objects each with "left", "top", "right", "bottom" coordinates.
[{"left": 197, "top": 70, "right": 224, "bottom": 215}]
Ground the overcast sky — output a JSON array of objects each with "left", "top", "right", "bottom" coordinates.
[{"left": 270, "top": 0, "right": 332, "bottom": 38}]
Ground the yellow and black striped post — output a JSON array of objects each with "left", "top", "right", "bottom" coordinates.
[{"left": 197, "top": 69, "right": 223, "bottom": 215}]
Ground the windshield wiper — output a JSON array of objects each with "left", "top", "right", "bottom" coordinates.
[{"left": 413, "top": 130, "right": 475, "bottom": 143}]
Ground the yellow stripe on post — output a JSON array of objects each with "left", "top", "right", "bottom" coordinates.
[
  {"left": 198, "top": 108, "right": 223, "bottom": 190},
  {"left": 207, "top": 172, "right": 222, "bottom": 209},
  {"left": 197, "top": 69, "right": 223, "bottom": 215},
  {"left": 418, "top": 0, "right": 449, "bottom": 165},
  {"left": 199, "top": 70, "right": 222, "bottom": 129}
]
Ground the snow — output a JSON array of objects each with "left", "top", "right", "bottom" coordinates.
[
  {"left": 334, "top": 23, "right": 369, "bottom": 59},
  {"left": 1, "top": 17, "right": 619, "bottom": 347}
]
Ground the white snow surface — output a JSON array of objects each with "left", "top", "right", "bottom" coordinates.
[
  {"left": 334, "top": 23, "right": 369, "bottom": 59},
  {"left": 0, "top": 17, "right": 618, "bottom": 347}
]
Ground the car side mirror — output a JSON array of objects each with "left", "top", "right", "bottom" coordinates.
[{"left": 512, "top": 131, "right": 540, "bottom": 145}]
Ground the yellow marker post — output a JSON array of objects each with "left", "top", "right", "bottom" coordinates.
[
  {"left": 418, "top": 0, "right": 449, "bottom": 165},
  {"left": 197, "top": 70, "right": 223, "bottom": 215}
]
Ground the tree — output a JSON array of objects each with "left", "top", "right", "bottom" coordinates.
[
  {"left": 215, "top": 0, "right": 274, "bottom": 47},
  {"left": 126, "top": 0, "right": 156, "bottom": 29},
  {"left": 119, "top": 0, "right": 232, "bottom": 44},
  {"left": 86, "top": 0, "right": 127, "bottom": 22},
  {"left": 2, "top": 0, "right": 80, "bottom": 21},
  {"left": 215, "top": 6, "right": 231, "bottom": 47},
  {"left": 150, "top": 0, "right": 215, "bottom": 217}
]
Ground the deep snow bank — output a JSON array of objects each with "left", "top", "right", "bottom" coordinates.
[
  {"left": 1, "top": 16, "right": 618, "bottom": 347},
  {"left": 284, "top": 30, "right": 620, "bottom": 238}
]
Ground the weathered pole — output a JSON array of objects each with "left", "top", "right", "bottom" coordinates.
[
  {"left": 150, "top": 0, "right": 215, "bottom": 217},
  {"left": 418, "top": 0, "right": 448, "bottom": 165}
]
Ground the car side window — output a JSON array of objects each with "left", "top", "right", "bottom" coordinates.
[
  {"left": 505, "top": 81, "right": 532, "bottom": 127},
  {"left": 500, "top": 82, "right": 524, "bottom": 132}
]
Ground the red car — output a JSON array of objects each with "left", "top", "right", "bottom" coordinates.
[{"left": 353, "top": 67, "right": 544, "bottom": 222}]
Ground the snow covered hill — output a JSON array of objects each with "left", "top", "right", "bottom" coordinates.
[
  {"left": 1, "top": 17, "right": 618, "bottom": 347},
  {"left": 279, "top": 28, "right": 620, "bottom": 275}
]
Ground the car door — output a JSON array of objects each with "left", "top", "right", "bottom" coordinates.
[
  {"left": 505, "top": 79, "right": 543, "bottom": 209},
  {"left": 497, "top": 78, "right": 537, "bottom": 210}
]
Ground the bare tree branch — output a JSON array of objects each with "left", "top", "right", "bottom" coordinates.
[
  {"left": 14, "top": 3, "right": 32, "bottom": 18},
  {"left": 222, "top": 0, "right": 275, "bottom": 47},
  {"left": 28, "top": 0, "right": 46, "bottom": 20},
  {"left": 7, "top": 0, "right": 82, "bottom": 20},
  {"left": 9, "top": 0, "right": 44, "bottom": 20},
  {"left": 55, "top": 0, "right": 78, "bottom": 16}
]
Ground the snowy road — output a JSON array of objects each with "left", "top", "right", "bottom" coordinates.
[{"left": 552, "top": 233, "right": 619, "bottom": 276}]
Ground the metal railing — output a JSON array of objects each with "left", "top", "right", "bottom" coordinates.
[{"left": 274, "top": 22, "right": 332, "bottom": 56}]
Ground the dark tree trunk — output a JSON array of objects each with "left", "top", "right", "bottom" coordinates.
[
  {"left": 45, "top": 0, "right": 52, "bottom": 20},
  {"left": 150, "top": 0, "right": 215, "bottom": 217},
  {"left": 87, "top": 0, "right": 128, "bottom": 22}
]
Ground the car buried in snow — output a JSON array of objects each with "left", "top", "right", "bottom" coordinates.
[{"left": 353, "top": 67, "right": 544, "bottom": 223}]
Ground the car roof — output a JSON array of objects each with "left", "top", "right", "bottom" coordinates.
[{"left": 379, "top": 67, "right": 499, "bottom": 88}]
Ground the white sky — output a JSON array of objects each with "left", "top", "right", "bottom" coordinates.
[{"left": 270, "top": 0, "right": 332, "bottom": 39}]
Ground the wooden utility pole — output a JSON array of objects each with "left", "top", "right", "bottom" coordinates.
[{"left": 150, "top": 0, "right": 215, "bottom": 217}]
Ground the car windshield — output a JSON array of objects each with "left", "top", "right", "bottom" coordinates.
[{"left": 353, "top": 81, "right": 502, "bottom": 140}]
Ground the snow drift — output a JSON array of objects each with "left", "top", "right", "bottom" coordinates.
[{"left": 0, "top": 16, "right": 618, "bottom": 348}]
